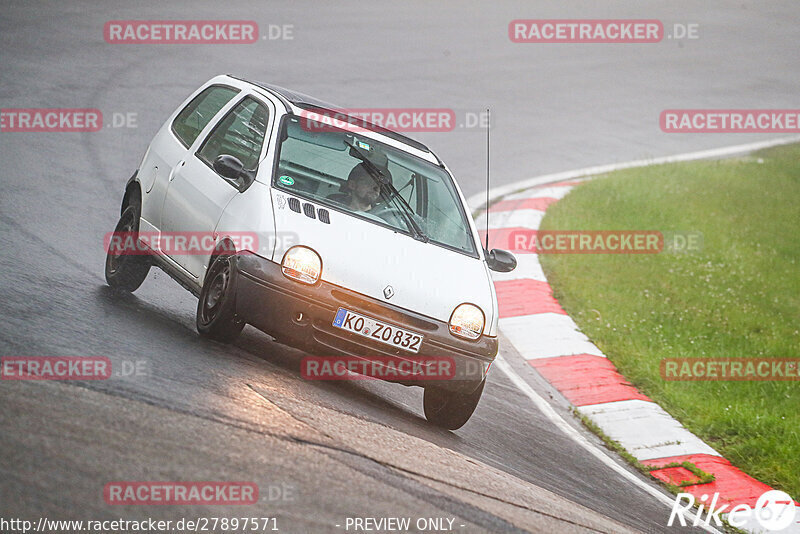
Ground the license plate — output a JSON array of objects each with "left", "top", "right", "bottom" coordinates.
[{"left": 332, "top": 308, "right": 423, "bottom": 353}]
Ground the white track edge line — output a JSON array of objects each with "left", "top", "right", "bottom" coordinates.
[{"left": 494, "top": 355, "right": 722, "bottom": 534}]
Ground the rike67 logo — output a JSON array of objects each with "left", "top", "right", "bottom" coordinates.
[{"left": 669, "top": 490, "right": 797, "bottom": 531}]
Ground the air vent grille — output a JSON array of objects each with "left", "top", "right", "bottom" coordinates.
[
  {"left": 318, "top": 209, "right": 330, "bottom": 224},
  {"left": 302, "top": 203, "right": 316, "bottom": 219},
  {"left": 287, "top": 197, "right": 301, "bottom": 213}
]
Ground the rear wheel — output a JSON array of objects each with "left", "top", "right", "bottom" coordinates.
[
  {"left": 105, "top": 204, "right": 151, "bottom": 292},
  {"left": 423, "top": 379, "right": 485, "bottom": 430},
  {"left": 196, "top": 253, "right": 244, "bottom": 343}
]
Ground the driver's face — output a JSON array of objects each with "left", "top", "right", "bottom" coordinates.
[{"left": 351, "top": 174, "right": 380, "bottom": 205}]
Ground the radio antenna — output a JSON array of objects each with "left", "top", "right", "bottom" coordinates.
[{"left": 485, "top": 108, "right": 490, "bottom": 251}]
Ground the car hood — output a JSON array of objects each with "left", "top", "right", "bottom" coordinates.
[{"left": 270, "top": 190, "right": 497, "bottom": 335}]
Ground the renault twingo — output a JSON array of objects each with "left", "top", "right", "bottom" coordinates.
[{"left": 105, "top": 75, "right": 516, "bottom": 429}]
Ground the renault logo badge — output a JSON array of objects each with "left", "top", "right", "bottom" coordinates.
[{"left": 383, "top": 285, "right": 395, "bottom": 299}]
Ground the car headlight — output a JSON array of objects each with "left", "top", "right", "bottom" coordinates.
[
  {"left": 449, "top": 303, "right": 485, "bottom": 340},
  {"left": 281, "top": 246, "right": 322, "bottom": 285}
]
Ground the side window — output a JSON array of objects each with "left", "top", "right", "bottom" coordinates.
[
  {"left": 171, "top": 85, "right": 240, "bottom": 148},
  {"left": 196, "top": 97, "right": 270, "bottom": 172}
]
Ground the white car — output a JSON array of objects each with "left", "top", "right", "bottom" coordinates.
[{"left": 105, "top": 75, "right": 516, "bottom": 429}]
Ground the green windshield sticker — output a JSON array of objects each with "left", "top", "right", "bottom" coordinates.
[{"left": 278, "top": 175, "right": 295, "bottom": 186}]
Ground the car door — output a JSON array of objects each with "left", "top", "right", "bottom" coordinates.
[
  {"left": 161, "top": 95, "right": 271, "bottom": 279},
  {"left": 139, "top": 84, "right": 240, "bottom": 235}
]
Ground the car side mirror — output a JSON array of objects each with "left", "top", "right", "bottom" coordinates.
[
  {"left": 213, "top": 154, "right": 244, "bottom": 181},
  {"left": 485, "top": 248, "right": 517, "bottom": 272}
]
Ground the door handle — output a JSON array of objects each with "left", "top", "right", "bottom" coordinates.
[{"left": 169, "top": 160, "right": 186, "bottom": 182}]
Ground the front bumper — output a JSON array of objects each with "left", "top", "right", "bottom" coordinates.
[{"left": 234, "top": 253, "right": 497, "bottom": 392}]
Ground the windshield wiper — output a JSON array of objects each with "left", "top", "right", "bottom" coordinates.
[{"left": 343, "top": 140, "right": 428, "bottom": 242}]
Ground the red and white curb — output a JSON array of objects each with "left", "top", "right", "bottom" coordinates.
[{"left": 471, "top": 137, "right": 800, "bottom": 533}]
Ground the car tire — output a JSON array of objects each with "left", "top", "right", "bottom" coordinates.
[
  {"left": 196, "top": 253, "right": 245, "bottom": 343},
  {"left": 105, "top": 204, "right": 151, "bottom": 292},
  {"left": 423, "top": 379, "right": 485, "bottom": 430}
]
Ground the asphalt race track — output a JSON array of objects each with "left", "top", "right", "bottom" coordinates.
[{"left": 1, "top": 2, "right": 798, "bottom": 533}]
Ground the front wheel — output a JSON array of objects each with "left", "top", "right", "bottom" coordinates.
[
  {"left": 423, "top": 379, "right": 485, "bottom": 430},
  {"left": 196, "top": 253, "right": 244, "bottom": 343},
  {"left": 105, "top": 204, "right": 151, "bottom": 292}
]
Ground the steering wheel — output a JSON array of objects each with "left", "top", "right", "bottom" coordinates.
[
  {"left": 368, "top": 204, "right": 396, "bottom": 219},
  {"left": 368, "top": 204, "right": 405, "bottom": 225},
  {"left": 369, "top": 205, "right": 427, "bottom": 233}
]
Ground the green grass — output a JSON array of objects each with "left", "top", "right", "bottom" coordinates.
[{"left": 539, "top": 143, "right": 800, "bottom": 499}]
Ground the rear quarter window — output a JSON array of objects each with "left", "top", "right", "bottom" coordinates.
[{"left": 171, "top": 85, "right": 240, "bottom": 148}]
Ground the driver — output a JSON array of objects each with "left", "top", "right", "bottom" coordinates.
[{"left": 328, "top": 163, "right": 381, "bottom": 212}]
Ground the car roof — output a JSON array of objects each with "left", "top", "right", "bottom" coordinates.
[
  {"left": 229, "top": 75, "right": 435, "bottom": 156},
  {"left": 252, "top": 81, "right": 338, "bottom": 110}
]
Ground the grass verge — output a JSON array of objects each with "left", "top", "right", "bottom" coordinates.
[{"left": 539, "top": 143, "right": 800, "bottom": 499}]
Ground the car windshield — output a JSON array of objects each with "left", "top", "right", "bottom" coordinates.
[{"left": 273, "top": 116, "right": 477, "bottom": 256}]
